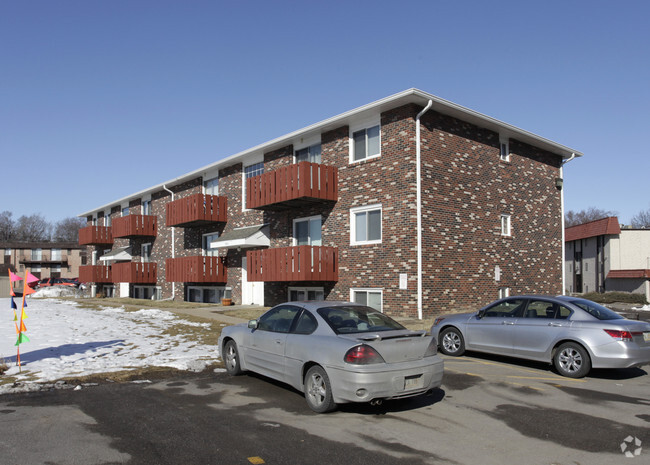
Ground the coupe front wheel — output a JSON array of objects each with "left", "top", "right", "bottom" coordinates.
[
  {"left": 304, "top": 366, "right": 336, "bottom": 413},
  {"left": 439, "top": 327, "right": 466, "bottom": 356},
  {"left": 223, "top": 340, "right": 243, "bottom": 376},
  {"left": 554, "top": 342, "right": 591, "bottom": 378}
]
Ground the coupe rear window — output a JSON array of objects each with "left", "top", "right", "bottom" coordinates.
[
  {"left": 565, "top": 298, "right": 624, "bottom": 321},
  {"left": 317, "top": 305, "right": 405, "bottom": 334}
]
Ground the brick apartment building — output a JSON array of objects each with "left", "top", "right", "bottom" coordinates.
[
  {"left": 78, "top": 89, "right": 582, "bottom": 318},
  {"left": 1, "top": 241, "right": 85, "bottom": 279}
]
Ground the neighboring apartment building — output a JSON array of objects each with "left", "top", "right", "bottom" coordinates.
[
  {"left": 565, "top": 217, "right": 650, "bottom": 301},
  {"left": 1, "top": 241, "right": 85, "bottom": 280},
  {"left": 78, "top": 89, "right": 581, "bottom": 318}
]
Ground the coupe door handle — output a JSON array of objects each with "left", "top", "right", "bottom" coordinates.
[
  {"left": 548, "top": 323, "right": 562, "bottom": 327},
  {"left": 275, "top": 339, "right": 283, "bottom": 344},
  {"left": 502, "top": 321, "right": 515, "bottom": 325}
]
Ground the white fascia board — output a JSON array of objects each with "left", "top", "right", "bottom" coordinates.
[{"left": 79, "top": 88, "right": 583, "bottom": 217}]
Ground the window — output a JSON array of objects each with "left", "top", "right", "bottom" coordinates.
[
  {"left": 500, "top": 138, "right": 510, "bottom": 162},
  {"left": 31, "top": 248, "right": 42, "bottom": 261},
  {"left": 142, "top": 200, "right": 151, "bottom": 215},
  {"left": 351, "top": 205, "right": 382, "bottom": 245},
  {"left": 51, "top": 248, "right": 62, "bottom": 261},
  {"left": 187, "top": 286, "right": 227, "bottom": 303},
  {"left": 498, "top": 287, "right": 510, "bottom": 299},
  {"left": 142, "top": 243, "right": 152, "bottom": 263},
  {"left": 295, "top": 143, "right": 321, "bottom": 164},
  {"left": 92, "top": 216, "right": 97, "bottom": 226},
  {"left": 351, "top": 289, "right": 382, "bottom": 312},
  {"left": 4, "top": 248, "right": 10, "bottom": 256},
  {"left": 134, "top": 286, "right": 160, "bottom": 300},
  {"left": 293, "top": 216, "right": 322, "bottom": 246},
  {"left": 289, "top": 287, "right": 325, "bottom": 302},
  {"left": 202, "top": 232, "right": 220, "bottom": 257},
  {"left": 483, "top": 299, "right": 525, "bottom": 317},
  {"left": 204, "top": 177, "right": 219, "bottom": 195},
  {"left": 105, "top": 212, "right": 111, "bottom": 226},
  {"left": 294, "top": 312, "right": 318, "bottom": 335},
  {"left": 243, "top": 162, "right": 264, "bottom": 209},
  {"left": 501, "top": 214, "right": 511, "bottom": 236},
  {"left": 352, "top": 125, "right": 380, "bottom": 162},
  {"left": 122, "top": 206, "right": 129, "bottom": 216},
  {"left": 257, "top": 305, "right": 301, "bottom": 333}
]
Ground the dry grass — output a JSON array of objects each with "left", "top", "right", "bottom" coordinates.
[{"left": 220, "top": 307, "right": 268, "bottom": 321}]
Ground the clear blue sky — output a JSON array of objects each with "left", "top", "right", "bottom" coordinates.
[{"left": 2, "top": 0, "right": 649, "bottom": 225}]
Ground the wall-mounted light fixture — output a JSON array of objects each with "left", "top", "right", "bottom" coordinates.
[{"left": 555, "top": 177, "right": 564, "bottom": 190}]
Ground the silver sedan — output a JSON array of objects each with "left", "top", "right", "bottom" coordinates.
[
  {"left": 431, "top": 295, "right": 650, "bottom": 378},
  {"left": 218, "top": 301, "right": 444, "bottom": 413}
]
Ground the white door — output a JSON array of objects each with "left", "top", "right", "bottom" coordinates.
[
  {"left": 119, "top": 282, "right": 130, "bottom": 298},
  {"left": 241, "top": 257, "right": 264, "bottom": 305}
]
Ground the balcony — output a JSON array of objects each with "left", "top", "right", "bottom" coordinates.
[
  {"left": 79, "top": 226, "right": 114, "bottom": 245},
  {"left": 166, "top": 256, "right": 227, "bottom": 283},
  {"left": 79, "top": 265, "right": 112, "bottom": 283},
  {"left": 112, "top": 262, "right": 157, "bottom": 283},
  {"left": 166, "top": 194, "right": 227, "bottom": 227},
  {"left": 112, "top": 215, "right": 157, "bottom": 238},
  {"left": 247, "top": 246, "right": 338, "bottom": 282},
  {"left": 246, "top": 162, "right": 338, "bottom": 210}
]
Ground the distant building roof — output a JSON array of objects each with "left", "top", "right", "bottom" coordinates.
[
  {"left": 565, "top": 217, "right": 621, "bottom": 242},
  {"left": 0, "top": 241, "right": 82, "bottom": 249}
]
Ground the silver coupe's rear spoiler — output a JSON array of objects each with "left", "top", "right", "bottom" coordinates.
[{"left": 357, "top": 330, "right": 427, "bottom": 342}]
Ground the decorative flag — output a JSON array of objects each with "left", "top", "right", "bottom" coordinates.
[
  {"left": 15, "top": 320, "right": 26, "bottom": 334},
  {"left": 26, "top": 271, "right": 39, "bottom": 285},
  {"left": 11, "top": 297, "right": 17, "bottom": 310},
  {"left": 9, "top": 270, "right": 23, "bottom": 282},
  {"left": 23, "top": 284, "right": 36, "bottom": 295},
  {"left": 15, "top": 332, "right": 30, "bottom": 346}
]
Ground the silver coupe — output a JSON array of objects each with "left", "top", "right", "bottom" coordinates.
[
  {"left": 218, "top": 301, "right": 444, "bottom": 413},
  {"left": 431, "top": 295, "right": 650, "bottom": 378}
]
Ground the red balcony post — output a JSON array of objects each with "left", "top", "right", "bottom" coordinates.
[{"left": 78, "top": 226, "right": 114, "bottom": 245}]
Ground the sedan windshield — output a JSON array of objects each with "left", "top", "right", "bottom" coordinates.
[
  {"left": 565, "top": 298, "right": 624, "bottom": 321},
  {"left": 318, "top": 305, "right": 406, "bottom": 334}
]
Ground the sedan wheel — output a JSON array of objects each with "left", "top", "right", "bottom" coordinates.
[
  {"left": 439, "top": 327, "right": 466, "bottom": 356},
  {"left": 554, "top": 342, "right": 591, "bottom": 378},
  {"left": 304, "top": 366, "right": 336, "bottom": 413},
  {"left": 224, "top": 340, "right": 243, "bottom": 376}
]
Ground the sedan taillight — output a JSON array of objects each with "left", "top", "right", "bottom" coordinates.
[
  {"left": 344, "top": 344, "right": 385, "bottom": 365},
  {"left": 424, "top": 338, "right": 438, "bottom": 357},
  {"left": 604, "top": 329, "right": 633, "bottom": 342}
]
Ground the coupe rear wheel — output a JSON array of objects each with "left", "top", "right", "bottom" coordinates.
[
  {"left": 439, "top": 327, "right": 466, "bottom": 356},
  {"left": 224, "top": 340, "right": 243, "bottom": 376},
  {"left": 304, "top": 366, "right": 336, "bottom": 413},
  {"left": 554, "top": 342, "right": 591, "bottom": 378}
]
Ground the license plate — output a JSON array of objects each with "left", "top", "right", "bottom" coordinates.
[
  {"left": 404, "top": 374, "right": 424, "bottom": 390},
  {"left": 644, "top": 332, "right": 650, "bottom": 342}
]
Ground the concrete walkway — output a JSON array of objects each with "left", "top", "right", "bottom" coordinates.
[{"left": 169, "top": 305, "right": 265, "bottom": 325}]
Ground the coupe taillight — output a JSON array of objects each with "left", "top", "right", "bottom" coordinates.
[
  {"left": 604, "top": 329, "right": 633, "bottom": 342},
  {"left": 344, "top": 344, "right": 385, "bottom": 365}
]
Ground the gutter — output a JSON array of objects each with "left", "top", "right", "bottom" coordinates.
[
  {"left": 416, "top": 100, "right": 433, "bottom": 320},
  {"left": 162, "top": 184, "right": 176, "bottom": 300},
  {"left": 559, "top": 153, "right": 577, "bottom": 295}
]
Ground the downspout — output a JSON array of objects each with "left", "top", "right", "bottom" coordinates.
[
  {"left": 560, "top": 153, "right": 577, "bottom": 295},
  {"left": 416, "top": 100, "right": 433, "bottom": 320},
  {"left": 163, "top": 185, "right": 176, "bottom": 300}
]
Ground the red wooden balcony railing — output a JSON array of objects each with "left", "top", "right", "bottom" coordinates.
[
  {"left": 166, "top": 194, "right": 227, "bottom": 227},
  {"left": 112, "top": 262, "right": 157, "bottom": 283},
  {"left": 166, "top": 255, "right": 227, "bottom": 283},
  {"left": 79, "top": 265, "right": 113, "bottom": 283},
  {"left": 79, "top": 226, "right": 114, "bottom": 245},
  {"left": 246, "top": 162, "right": 338, "bottom": 210},
  {"left": 112, "top": 215, "right": 157, "bottom": 238},
  {"left": 247, "top": 246, "right": 338, "bottom": 282}
]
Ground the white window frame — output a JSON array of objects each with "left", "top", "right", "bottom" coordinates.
[
  {"left": 122, "top": 206, "right": 129, "bottom": 217},
  {"left": 350, "top": 288, "right": 383, "bottom": 313},
  {"left": 204, "top": 176, "right": 219, "bottom": 196},
  {"left": 288, "top": 286, "right": 325, "bottom": 302},
  {"left": 294, "top": 140, "right": 322, "bottom": 164},
  {"left": 202, "top": 232, "right": 220, "bottom": 257},
  {"left": 292, "top": 215, "right": 322, "bottom": 246},
  {"left": 498, "top": 287, "right": 510, "bottom": 299},
  {"left": 499, "top": 136, "right": 510, "bottom": 162},
  {"left": 141, "top": 243, "right": 152, "bottom": 263},
  {"left": 105, "top": 211, "right": 112, "bottom": 226},
  {"left": 501, "top": 214, "right": 511, "bottom": 237},
  {"left": 242, "top": 156, "right": 264, "bottom": 211},
  {"left": 51, "top": 248, "right": 62, "bottom": 261},
  {"left": 350, "top": 204, "right": 382, "bottom": 246},
  {"left": 142, "top": 198, "right": 151, "bottom": 216},
  {"left": 350, "top": 118, "right": 381, "bottom": 164},
  {"left": 187, "top": 285, "right": 227, "bottom": 303}
]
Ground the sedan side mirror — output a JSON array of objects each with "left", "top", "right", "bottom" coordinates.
[{"left": 248, "top": 319, "right": 258, "bottom": 330}]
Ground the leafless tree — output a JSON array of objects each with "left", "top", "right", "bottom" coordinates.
[
  {"left": 53, "top": 217, "right": 86, "bottom": 241},
  {"left": 13, "top": 213, "right": 52, "bottom": 241},
  {"left": 631, "top": 208, "right": 650, "bottom": 229},
  {"left": 0, "top": 211, "right": 14, "bottom": 241},
  {"left": 565, "top": 207, "right": 618, "bottom": 227}
]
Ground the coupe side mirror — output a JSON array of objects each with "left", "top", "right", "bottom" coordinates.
[
  {"left": 248, "top": 319, "right": 258, "bottom": 330},
  {"left": 476, "top": 311, "right": 485, "bottom": 320}
]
